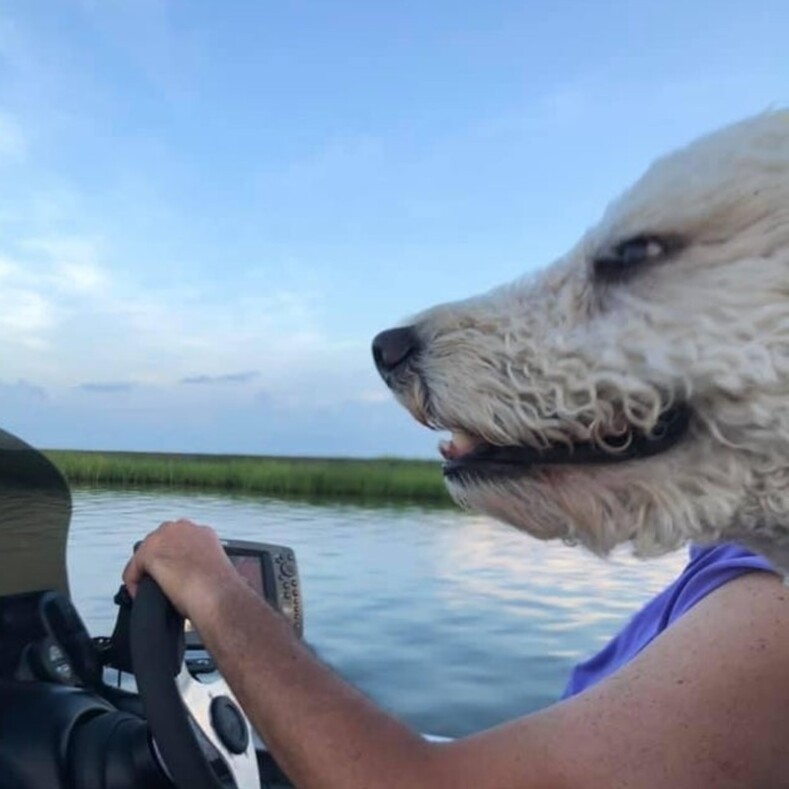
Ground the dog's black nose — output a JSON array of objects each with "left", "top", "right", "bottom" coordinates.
[{"left": 372, "top": 326, "right": 420, "bottom": 377}]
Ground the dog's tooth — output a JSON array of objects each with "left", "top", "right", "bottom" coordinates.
[
  {"left": 451, "top": 430, "right": 479, "bottom": 455},
  {"left": 439, "top": 430, "right": 482, "bottom": 460},
  {"left": 439, "top": 439, "right": 455, "bottom": 460}
]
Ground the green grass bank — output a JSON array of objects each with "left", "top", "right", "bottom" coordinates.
[{"left": 44, "top": 450, "right": 452, "bottom": 504}]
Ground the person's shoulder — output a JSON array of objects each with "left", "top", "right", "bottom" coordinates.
[
  {"left": 667, "top": 542, "right": 776, "bottom": 622},
  {"left": 444, "top": 568, "right": 789, "bottom": 789},
  {"left": 552, "top": 570, "right": 789, "bottom": 788}
]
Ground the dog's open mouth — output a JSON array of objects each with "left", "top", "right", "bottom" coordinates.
[{"left": 441, "top": 404, "right": 692, "bottom": 481}]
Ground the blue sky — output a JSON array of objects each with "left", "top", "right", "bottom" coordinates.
[{"left": 0, "top": 0, "right": 786, "bottom": 456}]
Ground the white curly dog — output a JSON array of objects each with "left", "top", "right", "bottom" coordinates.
[{"left": 373, "top": 110, "right": 789, "bottom": 574}]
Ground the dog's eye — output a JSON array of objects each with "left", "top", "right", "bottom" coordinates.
[{"left": 592, "top": 234, "right": 669, "bottom": 282}]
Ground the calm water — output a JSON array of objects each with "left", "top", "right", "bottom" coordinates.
[{"left": 67, "top": 489, "right": 685, "bottom": 738}]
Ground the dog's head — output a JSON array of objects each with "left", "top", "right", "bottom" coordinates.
[{"left": 374, "top": 111, "right": 789, "bottom": 560}]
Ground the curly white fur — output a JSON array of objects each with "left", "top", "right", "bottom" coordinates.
[{"left": 385, "top": 111, "right": 789, "bottom": 572}]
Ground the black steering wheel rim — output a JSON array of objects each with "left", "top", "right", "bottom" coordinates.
[{"left": 130, "top": 576, "right": 224, "bottom": 789}]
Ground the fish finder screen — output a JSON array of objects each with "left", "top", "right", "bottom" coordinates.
[
  {"left": 230, "top": 555, "right": 265, "bottom": 598},
  {"left": 184, "top": 540, "right": 302, "bottom": 647}
]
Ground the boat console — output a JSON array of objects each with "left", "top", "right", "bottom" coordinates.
[{"left": 0, "top": 428, "right": 299, "bottom": 789}]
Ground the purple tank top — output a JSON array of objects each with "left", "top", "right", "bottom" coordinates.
[{"left": 561, "top": 544, "right": 775, "bottom": 699}]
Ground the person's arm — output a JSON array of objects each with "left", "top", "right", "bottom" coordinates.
[{"left": 125, "top": 520, "right": 789, "bottom": 789}]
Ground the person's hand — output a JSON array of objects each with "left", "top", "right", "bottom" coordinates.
[{"left": 123, "top": 519, "right": 240, "bottom": 621}]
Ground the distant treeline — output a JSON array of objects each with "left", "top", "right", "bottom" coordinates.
[{"left": 44, "top": 450, "right": 453, "bottom": 504}]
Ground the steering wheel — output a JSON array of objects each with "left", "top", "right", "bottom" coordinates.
[{"left": 130, "top": 576, "right": 261, "bottom": 789}]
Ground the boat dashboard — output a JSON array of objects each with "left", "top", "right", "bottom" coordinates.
[
  {"left": 0, "top": 427, "right": 299, "bottom": 789},
  {"left": 0, "top": 544, "right": 301, "bottom": 789}
]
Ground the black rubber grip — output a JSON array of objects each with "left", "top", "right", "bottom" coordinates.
[{"left": 130, "top": 577, "right": 222, "bottom": 789}]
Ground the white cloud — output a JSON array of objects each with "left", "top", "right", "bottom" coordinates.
[
  {"left": 0, "top": 289, "right": 54, "bottom": 335},
  {"left": 0, "top": 257, "right": 22, "bottom": 279},
  {"left": 56, "top": 261, "right": 107, "bottom": 293},
  {"left": 0, "top": 232, "right": 384, "bottom": 411},
  {"left": 0, "top": 256, "right": 57, "bottom": 342},
  {"left": 21, "top": 236, "right": 103, "bottom": 277}
]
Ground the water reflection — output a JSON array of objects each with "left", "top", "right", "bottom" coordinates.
[{"left": 67, "top": 489, "right": 685, "bottom": 737}]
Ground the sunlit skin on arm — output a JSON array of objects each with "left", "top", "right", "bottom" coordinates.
[{"left": 124, "top": 519, "right": 789, "bottom": 789}]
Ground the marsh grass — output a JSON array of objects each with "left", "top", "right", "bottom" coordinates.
[{"left": 45, "top": 450, "right": 452, "bottom": 504}]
